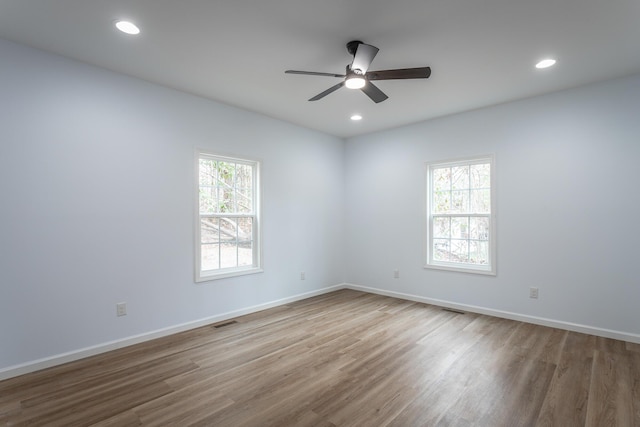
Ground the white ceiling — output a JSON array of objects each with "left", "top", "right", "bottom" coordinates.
[{"left": 1, "top": 0, "right": 639, "bottom": 138}]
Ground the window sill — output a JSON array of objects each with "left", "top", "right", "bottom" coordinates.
[
  {"left": 196, "top": 267, "right": 264, "bottom": 283},
  {"left": 424, "top": 263, "right": 496, "bottom": 276}
]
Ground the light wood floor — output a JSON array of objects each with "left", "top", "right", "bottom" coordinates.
[{"left": 2, "top": 289, "right": 639, "bottom": 426}]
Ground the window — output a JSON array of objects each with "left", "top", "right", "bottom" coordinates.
[
  {"left": 196, "top": 151, "right": 262, "bottom": 282},
  {"left": 426, "top": 156, "right": 495, "bottom": 275}
]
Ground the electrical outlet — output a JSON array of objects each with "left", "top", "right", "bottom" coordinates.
[
  {"left": 300, "top": 272, "right": 305, "bottom": 280},
  {"left": 529, "top": 287, "right": 539, "bottom": 299},
  {"left": 393, "top": 269, "right": 400, "bottom": 279},
  {"left": 116, "top": 302, "right": 127, "bottom": 316}
]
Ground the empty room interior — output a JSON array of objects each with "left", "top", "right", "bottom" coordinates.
[{"left": 1, "top": 1, "right": 639, "bottom": 426}]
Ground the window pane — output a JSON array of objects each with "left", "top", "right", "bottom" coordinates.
[
  {"left": 433, "top": 168, "right": 450, "bottom": 192},
  {"left": 470, "top": 189, "right": 490, "bottom": 213},
  {"left": 237, "top": 182, "right": 253, "bottom": 214},
  {"left": 469, "top": 241, "right": 489, "bottom": 265},
  {"left": 451, "top": 217, "right": 469, "bottom": 239},
  {"left": 238, "top": 241, "right": 253, "bottom": 267},
  {"left": 450, "top": 240, "right": 469, "bottom": 263},
  {"left": 220, "top": 243, "right": 238, "bottom": 269},
  {"left": 201, "top": 218, "right": 219, "bottom": 244},
  {"left": 219, "top": 218, "right": 238, "bottom": 243},
  {"left": 451, "top": 190, "right": 469, "bottom": 213},
  {"left": 433, "top": 191, "right": 451, "bottom": 214},
  {"left": 239, "top": 190, "right": 252, "bottom": 213},
  {"left": 433, "top": 239, "right": 450, "bottom": 261},
  {"left": 237, "top": 217, "right": 253, "bottom": 241},
  {"left": 236, "top": 165, "right": 253, "bottom": 213},
  {"left": 217, "top": 162, "right": 235, "bottom": 213},
  {"left": 451, "top": 166, "right": 469, "bottom": 190},
  {"left": 199, "top": 186, "right": 217, "bottom": 214},
  {"left": 199, "top": 159, "right": 217, "bottom": 214},
  {"left": 201, "top": 244, "right": 220, "bottom": 271},
  {"left": 433, "top": 217, "right": 450, "bottom": 238},
  {"left": 237, "top": 217, "right": 253, "bottom": 266},
  {"left": 199, "top": 159, "right": 216, "bottom": 186},
  {"left": 470, "top": 217, "right": 490, "bottom": 241},
  {"left": 470, "top": 163, "right": 490, "bottom": 189}
]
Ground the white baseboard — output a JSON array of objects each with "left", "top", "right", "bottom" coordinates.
[
  {"left": 343, "top": 283, "right": 640, "bottom": 345},
  {"left": 4, "top": 282, "right": 639, "bottom": 381},
  {"left": 0, "top": 284, "right": 345, "bottom": 381}
]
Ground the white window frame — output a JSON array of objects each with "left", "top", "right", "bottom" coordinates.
[
  {"left": 195, "top": 150, "right": 263, "bottom": 282},
  {"left": 425, "top": 155, "right": 496, "bottom": 275}
]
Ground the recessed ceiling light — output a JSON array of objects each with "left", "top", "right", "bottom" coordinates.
[
  {"left": 535, "top": 58, "right": 556, "bottom": 69},
  {"left": 350, "top": 114, "right": 363, "bottom": 121},
  {"left": 115, "top": 20, "right": 140, "bottom": 35}
]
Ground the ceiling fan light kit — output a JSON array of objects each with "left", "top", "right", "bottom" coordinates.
[
  {"left": 285, "top": 40, "right": 431, "bottom": 103},
  {"left": 345, "top": 75, "right": 366, "bottom": 89}
]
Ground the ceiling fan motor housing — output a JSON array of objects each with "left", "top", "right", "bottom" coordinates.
[
  {"left": 346, "top": 40, "right": 363, "bottom": 57},
  {"left": 346, "top": 65, "right": 364, "bottom": 75}
]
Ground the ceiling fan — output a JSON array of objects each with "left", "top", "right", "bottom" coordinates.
[{"left": 285, "top": 40, "right": 431, "bottom": 103}]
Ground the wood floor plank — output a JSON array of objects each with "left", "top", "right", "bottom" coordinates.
[
  {"left": 585, "top": 350, "right": 635, "bottom": 426},
  {"left": 535, "top": 332, "right": 595, "bottom": 427},
  {"left": 507, "top": 322, "right": 567, "bottom": 365},
  {"left": 631, "top": 351, "right": 640, "bottom": 426},
  {"left": 7, "top": 381, "right": 173, "bottom": 426},
  {"left": 89, "top": 410, "right": 142, "bottom": 427},
  {"left": 476, "top": 354, "right": 556, "bottom": 426},
  {"left": 626, "top": 341, "right": 640, "bottom": 353},
  {"left": 1, "top": 289, "right": 638, "bottom": 427},
  {"left": 136, "top": 390, "right": 234, "bottom": 426}
]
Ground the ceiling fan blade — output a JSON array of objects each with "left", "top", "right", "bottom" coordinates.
[
  {"left": 285, "top": 70, "right": 345, "bottom": 78},
  {"left": 367, "top": 67, "right": 431, "bottom": 80},
  {"left": 309, "top": 82, "right": 345, "bottom": 101},
  {"left": 351, "top": 43, "right": 379, "bottom": 74},
  {"left": 361, "top": 81, "right": 388, "bottom": 103}
]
